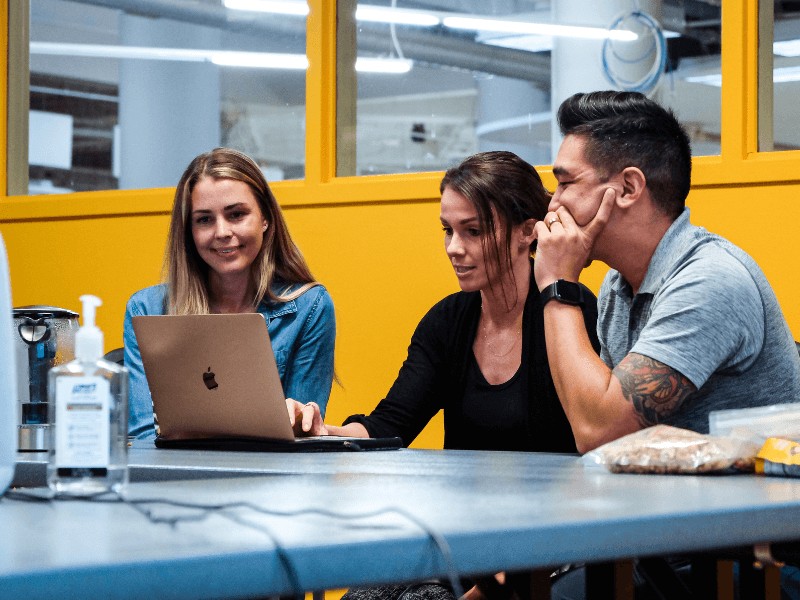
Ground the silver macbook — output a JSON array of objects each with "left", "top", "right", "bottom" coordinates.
[
  {"left": 132, "top": 313, "right": 401, "bottom": 452},
  {"left": 133, "top": 313, "right": 294, "bottom": 441}
]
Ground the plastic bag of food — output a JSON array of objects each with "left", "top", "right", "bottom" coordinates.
[{"left": 582, "top": 425, "right": 760, "bottom": 474}]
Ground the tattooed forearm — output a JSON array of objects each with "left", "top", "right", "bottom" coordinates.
[{"left": 612, "top": 353, "right": 696, "bottom": 426}]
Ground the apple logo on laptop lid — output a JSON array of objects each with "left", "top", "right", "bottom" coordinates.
[{"left": 202, "top": 366, "right": 218, "bottom": 390}]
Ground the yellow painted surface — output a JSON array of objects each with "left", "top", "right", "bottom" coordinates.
[
  {"left": 0, "top": 213, "right": 169, "bottom": 344},
  {"left": 4, "top": 176, "right": 798, "bottom": 452},
  {"left": 3, "top": 1, "right": 800, "bottom": 455},
  {"left": 284, "top": 200, "right": 455, "bottom": 448}
]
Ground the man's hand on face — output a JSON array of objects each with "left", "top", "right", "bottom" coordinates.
[{"left": 533, "top": 187, "right": 616, "bottom": 290}]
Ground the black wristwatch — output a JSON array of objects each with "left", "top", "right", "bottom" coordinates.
[{"left": 540, "top": 279, "right": 585, "bottom": 306}]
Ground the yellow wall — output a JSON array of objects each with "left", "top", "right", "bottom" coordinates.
[
  {"left": 2, "top": 1, "right": 800, "bottom": 450},
  {"left": 3, "top": 180, "right": 798, "bottom": 450}
]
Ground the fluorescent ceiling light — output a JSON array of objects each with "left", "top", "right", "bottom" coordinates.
[
  {"left": 442, "top": 16, "right": 638, "bottom": 41},
  {"left": 774, "top": 39, "right": 800, "bottom": 57},
  {"left": 222, "top": 0, "right": 308, "bottom": 16},
  {"left": 685, "top": 73, "right": 721, "bottom": 86},
  {"left": 31, "top": 42, "right": 410, "bottom": 73},
  {"left": 223, "top": 2, "right": 639, "bottom": 40},
  {"left": 33, "top": 42, "right": 212, "bottom": 62},
  {"left": 773, "top": 65, "right": 800, "bottom": 83},
  {"left": 355, "top": 5, "right": 439, "bottom": 27},
  {"left": 211, "top": 51, "right": 308, "bottom": 69},
  {"left": 223, "top": 0, "right": 438, "bottom": 26},
  {"left": 32, "top": 42, "right": 308, "bottom": 69},
  {"left": 685, "top": 65, "right": 800, "bottom": 87}
]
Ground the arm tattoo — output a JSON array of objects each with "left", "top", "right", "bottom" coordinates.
[{"left": 612, "top": 353, "right": 696, "bottom": 427}]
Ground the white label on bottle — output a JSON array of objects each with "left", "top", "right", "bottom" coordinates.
[{"left": 55, "top": 377, "right": 110, "bottom": 468}]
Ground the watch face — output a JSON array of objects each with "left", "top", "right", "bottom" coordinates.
[{"left": 555, "top": 280, "right": 583, "bottom": 304}]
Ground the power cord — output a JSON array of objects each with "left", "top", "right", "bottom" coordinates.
[{"left": 3, "top": 489, "right": 464, "bottom": 599}]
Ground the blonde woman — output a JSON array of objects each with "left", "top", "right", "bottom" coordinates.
[{"left": 124, "top": 148, "right": 335, "bottom": 440}]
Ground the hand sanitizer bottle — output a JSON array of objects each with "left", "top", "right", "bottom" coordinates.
[{"left": 47, "top": 295, "right": 128, "bottom": 495}]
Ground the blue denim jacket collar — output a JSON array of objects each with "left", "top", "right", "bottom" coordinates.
[
  {"left": 259, "top": 298, "right": 297, "bottom": 323},
  {"left": 125, "top": 281, "right": 335, "bottom": 440}
]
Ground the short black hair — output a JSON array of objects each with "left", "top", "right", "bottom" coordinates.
[{"left": 557, "top": 91, "right": 691, "bottom": 219}]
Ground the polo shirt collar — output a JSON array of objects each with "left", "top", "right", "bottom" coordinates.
[
  {"left": 610, "top": 207, "right": 693, "bottom": 299},
  {"left": 635, "top": 207, "right": 693, "bottom": 295}
]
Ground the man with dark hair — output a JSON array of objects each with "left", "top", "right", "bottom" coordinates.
[{"left": 534, "top": 90, "right": 800, "bottom": 455}]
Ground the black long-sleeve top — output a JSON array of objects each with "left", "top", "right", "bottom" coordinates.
[{"left": 344, "top": 266, "right": 600, "bottom": 452}]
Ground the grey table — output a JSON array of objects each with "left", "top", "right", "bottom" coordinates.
[{"left": 4, "top": 447, "right": 800, "bottom": 599}]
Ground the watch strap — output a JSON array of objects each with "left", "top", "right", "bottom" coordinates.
[{"left": 540, "top": 280, "right": 584, "bottom": 306}]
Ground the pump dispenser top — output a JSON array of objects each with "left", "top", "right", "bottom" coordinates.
[{"left": 75, "top": 294, "right": 103, "bottom": 362}]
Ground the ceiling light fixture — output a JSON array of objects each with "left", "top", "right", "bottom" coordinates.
[
  {"left": 223, "top": 0, "right": 439, "bottom": 27},
  {"left": 222, "top": 1, "right": 639, "bottom": 40},
  {"left": 684, "top": 73, "right": 721, "bottom": 86},
  {"left": 772, "top": 65, "right": 800, "bottom": 83},
  {"left": 442, "top": 16, "right": 638, "bottom": 41},
  {"left": 222, "top": 0, "right": 308, "bottom": 16},
  {"left": 686, "top": 65, "right": 800, "bottom": 87},
  {"left": 32, "top": 42, "right": 308, "bottom": 69},
  {"left": 31, "top": 42, "right": 412, "bottom": 74},
  {"left": 773, "top": 39, "right": 800, "bottom": 57},
  {"left": 355, "top": 5, "right": 439, "bottom": 27},
  {"left": 211, "top": 51, "right": 308, "bottom": 69}
]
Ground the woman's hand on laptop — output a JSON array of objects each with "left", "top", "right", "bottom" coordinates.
[{"left": 286, "top": 398, "right": 329, "bottom": 437}]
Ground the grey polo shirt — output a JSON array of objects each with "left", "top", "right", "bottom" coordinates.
[{"left": 597, "top": 208, "right": 800, "bottom": 432}]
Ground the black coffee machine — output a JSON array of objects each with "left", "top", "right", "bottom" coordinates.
[{"left": 12, "top": 306, "right": 79, "bottom": 451}]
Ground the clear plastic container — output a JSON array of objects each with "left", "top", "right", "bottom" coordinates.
[
  {"left": 47, "top": 359, "right": 128, "bottom": 495},
  {"left": 708, "top": 402, "right": 800, "bottom": 446},
  {"left": 47, "top": 295, "right": 128, "bottom": 496}
]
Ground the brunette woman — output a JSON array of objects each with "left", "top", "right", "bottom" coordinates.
[{"left": 288, "top": 150, "right": 598, "bottom": 452}]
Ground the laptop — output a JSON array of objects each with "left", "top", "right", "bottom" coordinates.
[{"left": 132, "top": 313, "right": 401, "bottom": 452}]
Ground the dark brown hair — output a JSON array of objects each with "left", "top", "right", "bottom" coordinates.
[
  {"left": 557, "top": 91, "right": 691, "bottom": 219},
  {"left": 440, "top": 151, "right": 550, "bottom": 303}
]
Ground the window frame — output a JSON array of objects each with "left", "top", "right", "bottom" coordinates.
[{"left": 1, "top": 0, "right": 798, "bottom": 224}]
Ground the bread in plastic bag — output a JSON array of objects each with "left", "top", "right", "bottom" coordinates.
[{"left": 582, "top": 425, "right": 760, "bottom": 474}]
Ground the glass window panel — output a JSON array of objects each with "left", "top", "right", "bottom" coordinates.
[
  {"left": 25, "top": 0, "right": 307, "bottom": 195},
  {"left": 768, "top": 2, "right": 800, "bottom": 152},
  {"left": 339, "top": 0, "right": 721, "bottom": 176}
]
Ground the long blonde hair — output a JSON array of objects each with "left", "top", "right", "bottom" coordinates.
[{"left": 163, "top": 147, "right": 318, "bottom": 315}]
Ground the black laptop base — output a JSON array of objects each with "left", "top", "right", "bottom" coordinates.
[{"left": 154, "top": 435, "right": 403, "bottom": 453}]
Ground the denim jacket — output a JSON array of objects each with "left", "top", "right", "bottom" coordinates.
[{"left": 123, "top": 283, "right": 336, "bottom": 439}]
